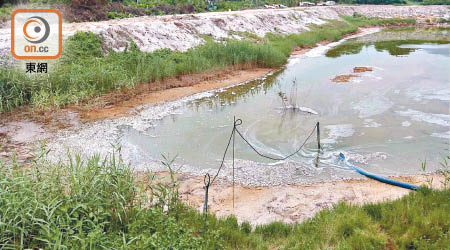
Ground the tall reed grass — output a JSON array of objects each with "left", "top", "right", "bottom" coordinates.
[
  {"left": 0, "top": 148, "right": 204, "bottom": 249},
  {"left": 1, "top": 148, "right": 448, "bottom": 249}
]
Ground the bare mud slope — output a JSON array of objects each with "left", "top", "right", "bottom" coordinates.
[{"left": 0, "top": 5, "right": 448, "bottom": 60}]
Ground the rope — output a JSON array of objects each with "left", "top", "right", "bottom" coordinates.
[
  {"left": 234, "top": 123, "right": 317, "bottom": 161},
  {"left": 210, "top": 119, "right": 241, "bottom": 185},
  {"left": 209, "top": 118, "right": 317, "bottom": 185}
]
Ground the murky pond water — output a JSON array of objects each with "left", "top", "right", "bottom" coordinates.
[{"left": 121, "top": 28, "right": 450, "bottom": 180}]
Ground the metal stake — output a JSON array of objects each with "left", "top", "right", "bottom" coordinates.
[
  {"left": 317, "top": 121, "right": 321, "bottom": 150},
  {"left": 203, "top": 173, "right": 210, "bottom": 214},
  {"left": 232, "top": 116, "right": 235, "bottom": 209}
]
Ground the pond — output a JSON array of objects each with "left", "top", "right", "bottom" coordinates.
[{"left": 119, "top": 27, "right": 449, "bottom": 182}]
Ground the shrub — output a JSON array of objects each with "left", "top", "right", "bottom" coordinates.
[
  {"left": 62, "top": 31, "right": 104, "bottom": 63},
  {"left": 240, "top": 221, "right": 252, "bottom": 234},
  {"left": 255, "top": 221, "right": 292, "bottom": 239}
]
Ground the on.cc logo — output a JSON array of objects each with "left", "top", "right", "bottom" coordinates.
[
  {"left": 23, "top": 16, "right": 50, "bottom": 44},
  {"left": 11, "top": 9, "right": 62, "bottom": 60}
]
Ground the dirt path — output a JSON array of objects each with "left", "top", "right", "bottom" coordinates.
[{"left": 168, "top": 172, "right": 445, "bottom": 225}]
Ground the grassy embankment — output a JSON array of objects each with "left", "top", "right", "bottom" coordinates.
[
  {"left": 0, "top": 16, "right": 415, "bottom": 113},
  {"left": 1, "top": 0, "right": 448, "bottom": 22},
  {"left": 1, "top": 148, "right": 449, "bottom": 249}
]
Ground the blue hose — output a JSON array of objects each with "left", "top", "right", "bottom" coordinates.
[{"left": 339, "top": 153, "right": 420, "bottom": 191}]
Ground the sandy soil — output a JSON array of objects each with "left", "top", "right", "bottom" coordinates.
[{"left": 164, "top": 172, "right": 444, "bottom": 225}]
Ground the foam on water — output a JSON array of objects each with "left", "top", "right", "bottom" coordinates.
[
  {"left": 364, "top": 119, "right": 382, "bottom": 128},
  {"left": 276, "top": 106, "right": 319, "bottom": 115},
  {"left": 431, "top": 131, "right": 450, "bottom": 139},
  {"left": 396, "top": 109, "right": 450, "bottom": 127},
  {"left": 322, "top": 124, "right": 354, "bottom": 144},
  {"left": 406, "top": 87, "right": 450, "bottom": 102},
  {"left": 402, "top": 121, "right": 412, "bottom": 127},
  {"left": 353, "top": 95, "right": 393, "bottom": 118}
]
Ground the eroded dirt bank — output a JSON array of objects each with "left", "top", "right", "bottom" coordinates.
[{"left": 0, "top": 5, "right": 449, "bottom": 61}]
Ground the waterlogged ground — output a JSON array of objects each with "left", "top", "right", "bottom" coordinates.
[{"left": 50, "top": 28, "right": 450, "bottom": 185}]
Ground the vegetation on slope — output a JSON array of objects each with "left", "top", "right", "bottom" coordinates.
[
  {"left": 0, "top": 16, "right": 415, "bottom": 113},
  {"left": 0, "top": 148, "right": 449, "bottom": 249},
  {"left": 1, "top": 0, "right": 447, "bottom": 22}
]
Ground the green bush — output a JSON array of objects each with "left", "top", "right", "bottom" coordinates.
[
  {"left": 0, "top": 3, "right": 12, "bottom": 18},
  {"left": 62, "top": 31, "right": 104, "bottom": 64},
  {"left": 240, "top": 221, "right": 252, "bottom": 234},
  {"left": 254, "top": 221, "right": 292, "bottom": 239},
  {"left": 217, "top": 0, "right": 251, "bottom": 11},
  {"left": 107, "top": 11, "right": 136, "bottom": 19}
]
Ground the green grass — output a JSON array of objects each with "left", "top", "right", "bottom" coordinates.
[
  {"left": 420, "top": 0, "right": 450, "bottom": 5},
  {"left": 266, "top": 20, "right": 359, "bottom": 58},
  {"left": 0, "top": 16, "right": 415, "bottom": 113},
  {"left": 1, "top": 148, "right": 449, "bottom": 249},
  {"left": 343, "top": 13, "right": 416, "bottom": 26}
]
